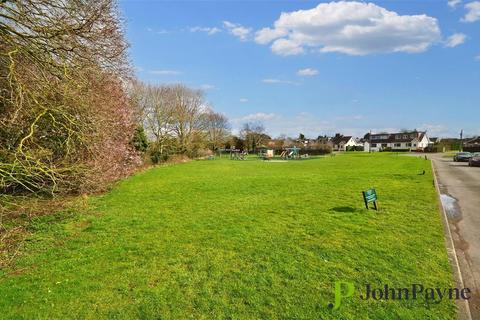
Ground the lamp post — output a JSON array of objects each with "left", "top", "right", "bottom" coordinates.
[{"left": 460, "top": 129, "right": 463, "bottom": 152}]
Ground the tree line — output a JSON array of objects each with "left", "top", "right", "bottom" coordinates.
[
  {"left": 0, "top": 1, "right": 330, "bottom": 201},
  {"left": 1, "top": 0, "right": 138, "bottom": 197},
  {"left": 0, "top": 0, "right": 235, "bottom": 199}
]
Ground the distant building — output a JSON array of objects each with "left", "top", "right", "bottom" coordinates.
[
  {"left": 331, "top": 133, "right": 362, "bottom": 151},
  {"left": 429, "top": 137, "right": 440, "bottom": 144},
  {"left": 465, "top": 136, "right": 480, "bottom": 147},
  {"left": 363, "top": 130, "right": 430, "bottom": 152}
]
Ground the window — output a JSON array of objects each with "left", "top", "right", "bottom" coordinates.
[
  {"left": 371, "top": 143, "right": 377, "bottom": 147},
  {"left": 394, "top": 143, "right": 401, "bottom": 147},
  {"left": 396, "top": 134, "right": 401, "bottom": 139},
  {"left": 382, "top": 143, "right": 388, "bottom": 148},
  {"left": 406, "top": 143, "right": 412, "bottom": 147},
  {"left": 413, "top": 143, "right": 417, "bottom": 147},
  {"left": 403, "top": 135, "right": 408, "bottom": 139}
]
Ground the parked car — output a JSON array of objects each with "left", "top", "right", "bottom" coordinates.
[
  {"left": 468, "top": 153, "right": 480, "bottom": 167},
  {"left": 454, "top": 152, "right": 472, "bottom": 162}
]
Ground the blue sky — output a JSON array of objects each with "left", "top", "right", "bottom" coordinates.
[{"left": 120, "top": 0, "right": 480, "bottom": 138}]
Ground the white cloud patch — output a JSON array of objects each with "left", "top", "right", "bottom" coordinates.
[
  {"left": 462, "top": 1, "right": 480, "bottom": 22},
  {"left": 271, "top": 38, "right": 304, "bottom": 55},
  {"left": 475, "top": 54, "right": 480, "bottom": 60},
  {"left": 239, "top": 113, "right": 278, "bottom": 122},
  {"left": 448, "top": 0, "right": 462, "bottom": 8},
  {"left": 444, "top": 33, "right": 467, "bottom": 47},
  {"left": 149, "top": 70, "right": 181, "bottom": 75},
  {"left": 147, "top": 27, "right": 168, "bottom": 34},
  {"left": 190, "top": 26, "right": 221, "bottom": 35},
  {"left": 200, "top": 84, "right": 216, "bottom": 90},
  {"left": 239, "top": 98, "right": 249, "bottom": 103},
  {"left": 297, "top": 68, "right": 319, "bottom": 76},
  {"left": 231, "top": 112, "right": 335, "bottom": 137},
  {"left": 262, "top": 78, "right": 298, "bottom": 85},
  {"left": 223, "top": 21, "right": 252, "bottom": 41},
  {"left": 335, "top": 114, "right": 365, "bottom": 121},
  {"left": 420, "top": 124, "right": 452, "bottom": 137},
  {"left": 254, "top": 1, "right": 441, "bottom": 56}
]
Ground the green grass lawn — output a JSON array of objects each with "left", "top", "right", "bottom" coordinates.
[{"left": 0, "top": 154, "right": 455, "bottom": 319}]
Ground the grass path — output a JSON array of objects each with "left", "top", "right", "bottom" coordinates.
[{"left": 0, "top": 154, "right": 455, "bottom": 319}]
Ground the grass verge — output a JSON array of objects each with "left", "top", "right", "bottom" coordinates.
[{"left": 0, "top": 153, "right": 455, "bottom": 319}]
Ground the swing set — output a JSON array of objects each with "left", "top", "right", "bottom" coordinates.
[{"left": 280, "top": 146, "right": 300, "bottom": 160}]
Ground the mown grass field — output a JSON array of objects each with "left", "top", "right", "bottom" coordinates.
[{"left": 0, "top": 153, "right": 455, "bottom": 319}]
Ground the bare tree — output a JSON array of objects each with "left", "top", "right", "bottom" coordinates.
[
  {"left": 131, "top": 83, "right": 222, "bottom": 159},
  {"left": 130, "top": 82, "right": 177, "bottom": 158},
  {"left": 240, "top": 122, "right": 267, "bottom": 152},
  {"left": 0, "top": 0, "right": 136, "bottom": 196},
  {"left": 170, "top": 85, "right": 206, "bottom": 155},
  {"left": 0, "top": 0, "right": 129, "bottom": 76},
  {"left": 202, "top": 110, "right": 230, "bottom": 151}
]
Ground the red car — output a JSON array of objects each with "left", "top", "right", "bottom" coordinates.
[{"left": 469, "top": 153, "right": 480, "bottom": 167}]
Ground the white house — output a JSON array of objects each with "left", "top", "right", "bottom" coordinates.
[
  {"left": 364, "top": 131, "right": 430, "bottom": 152},
  {"left": 331, "top": 134, "right": 363, "bottom": 151}
]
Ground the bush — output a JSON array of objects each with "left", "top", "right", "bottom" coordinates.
[{"left": 132, "top": 126, "right": 149, "bottom": 153}]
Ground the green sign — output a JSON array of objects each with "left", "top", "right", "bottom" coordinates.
[{"left": 362, "top": 188, "right": 378, "bottom": 210}]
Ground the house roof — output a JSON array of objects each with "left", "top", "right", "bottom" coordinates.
[
  {"left": 366, "top": 131, "right": 426, "bottom": 144},
  {"left": 466, "top": 136, "right": 480, "bottom": 145},
  {"left": 331, "top": 135, "right": 352, "bottom": 144}
]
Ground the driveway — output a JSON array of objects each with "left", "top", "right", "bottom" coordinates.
[{"left": 431, "top": 153, "right": 480, "bottom": 319}]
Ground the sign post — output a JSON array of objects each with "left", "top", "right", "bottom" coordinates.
[{"left": 362, "top": 188, "right": 378, "bottom": 210}]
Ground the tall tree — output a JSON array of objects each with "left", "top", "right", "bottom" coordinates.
[
  {"left": 202, "top": 110, "right": 230, "bottom": 151},
  {"left": 0, "top": 0, "right": 137, "bottom": 195},
  {"left": 240, "top": 122, "right": 267, "bottom": 152}
]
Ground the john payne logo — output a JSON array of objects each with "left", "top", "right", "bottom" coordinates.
[{"left": 328, "top": 281, "right": 472, "bottom": 310}]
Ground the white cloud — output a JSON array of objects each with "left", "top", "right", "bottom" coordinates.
[
  {"left": 448, "top": 0, "right": 462, "bottom": 8},
  {"left": 475, "top": 54, "right": 480, "bottom": 60},
  {"left": 462, "top": 1, "right": 480, "bottom": 22},
  {"left": 444, "top": 33, "right": 467, "bottom": 47},
  {"left": 297, "top": 68, "right": 319, "bottom": 76},
  {"left": 420, "top": 124, "right": 452, "bottom": 137},
  {"left": 231, "top": 112, "right": 335, "bottom": 137},
  {"left": 190, "top": 26, "right": 221, "bottom": 35},
  {"left": 149, "top": 70, "right": 181, "bottom": 75},
  {"left": 239, "top": 98, "right": 249, "bottom": 103},
  {"left": 239, "top": 112, "right": 278, "bottom": 122},
  {"left": 200, "top": 84, "right": 215, "bottom": 90},
  {"left": 271, "top": 38, "right": 304, "bottom": 56},
  {"left": 262, "top": 78, "right": 298, "bottom": 85},
  {"left": 254, "top": 1, "right": 441, "bottom": 56},
  {"left": 335, "top": 114, "right": 365, "bottom": 121},
  {"left": 147, "top": 27, "right": 168, "bottom": 34},
  {"left": 223, "top": 21, "right": 252, "bottom": 41}
]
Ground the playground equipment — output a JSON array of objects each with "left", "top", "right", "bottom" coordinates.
[
  {"left": 217, "top": 148, "right": 247, "bottom": 160},
  {"left": 258, "top": 149, "right": 274, "bottom": 160},
  {"left": 280, "top": 146, "right": 300, "bottom": 160},
  {"left": 223, "top": 148, "right": 247, "bottom": 160},
  {"left": 231, "top": 150, "right": 247, "bottom": 160}
]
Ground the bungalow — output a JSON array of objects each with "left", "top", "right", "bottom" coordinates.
[
  {"left": 465, "top": 136, "right": 480, "bottom": 147},
  {"left": 364, "top": 130, "right": 430, "bottom": 152},
  {"left": 464, "top": 136, "right": 480, "bottom": 152},
  {"left": 331, "top": 133, "right": 362, "bottom": 151}
]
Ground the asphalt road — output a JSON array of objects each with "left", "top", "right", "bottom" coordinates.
[{"left": 431, "top": 153, "right": 480, "bottom": 320}]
